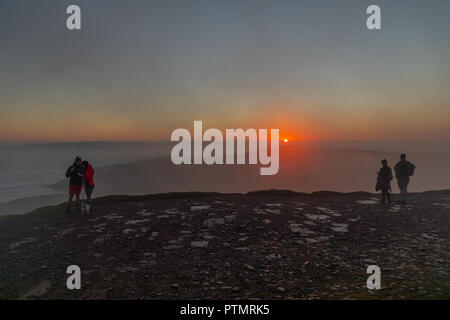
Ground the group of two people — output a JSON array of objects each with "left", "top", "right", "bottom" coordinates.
[
  {"left": 65, "top": 156, "right": 95, "bottom": 213},
  {"left": 376, "top": 153, "right": 416, "bottom": 205}
]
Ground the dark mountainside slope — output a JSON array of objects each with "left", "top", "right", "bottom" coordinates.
[{"left": 0, "top": 190, "right": 449, "bottom": 299}]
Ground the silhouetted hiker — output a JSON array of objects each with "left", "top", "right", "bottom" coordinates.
[
  {"left": 65, "top": 156, "right": 84, "bottom": 213},
  {"left": 376, "top": 159, "right": 393, "bottom": 205},
  {"left": 394, "top": 153, "right": 416, "bottom": 203},
  {"left": 82, "top": 160, "right": 95, "bottom": 208}
]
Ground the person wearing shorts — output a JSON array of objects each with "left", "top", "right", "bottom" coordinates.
[
  {"left": 65, "top": 156, "right": 84, "bottom": 212},
  {"left": 397, "top": 177, "right": 410, "bottom": 192}
]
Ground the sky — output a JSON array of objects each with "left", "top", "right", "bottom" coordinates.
[{"left": 0, "top": 0, "right": 449, "bottom": 142}]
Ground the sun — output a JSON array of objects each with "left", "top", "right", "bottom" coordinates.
[{"left": 283, "top": 139, "right": 288, "bottom": 143}]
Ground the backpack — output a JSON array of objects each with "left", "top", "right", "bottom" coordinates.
[{"left": 407, "top": 162, "right": 415, "bottom": 176}]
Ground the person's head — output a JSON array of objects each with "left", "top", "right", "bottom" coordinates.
[
  {"left": 400, "top": 153, "right": 406, "bottom": 161},
  {"left": 381, "top": 159, "right": 388, "bottom": 167},
  {"left": 82, "top": 160, "right": 89, "bottom": 167},
  {"left": 75, "top": 156, "right": 82, "bottom": 165}
]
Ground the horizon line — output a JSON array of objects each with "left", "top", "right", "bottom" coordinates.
[{"left": 1, "top": 138, "right": 450, "bottom": 145}]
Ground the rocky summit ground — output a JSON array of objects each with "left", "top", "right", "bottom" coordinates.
[{"left": 0, "top": 190, "right": 449, "bottom": 300}]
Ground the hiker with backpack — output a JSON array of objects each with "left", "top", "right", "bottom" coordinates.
[
  {"left": 65, "top": 156, "right": 84, "bottom": 213},
  {"left": 394, "top": 153, "right": 416, "bottom": 203},
  {"left": 376, "top": 159, "right": 393, "bottom": 205}
]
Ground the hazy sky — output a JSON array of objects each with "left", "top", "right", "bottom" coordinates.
[{"left": 1, "top": 0, "right": 449, "bottom": 142}]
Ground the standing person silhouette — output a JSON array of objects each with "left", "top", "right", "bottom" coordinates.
[
  {"left": 394, "top": 153, "right": 416, "bottom": 203},
  {"left": 376, "top": 159, "right": 393, "bottom": 205},
  {"left": 82, "top": 160, "right": 95, "bottom": 209},
  {"left": 65, "top": 156, "right": 84, "bottom": 212}
]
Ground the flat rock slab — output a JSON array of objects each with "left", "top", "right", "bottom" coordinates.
[
  {"left": 203, "top": 218, "right": 225, "bottom": 228},
  {"left": 191, "top": 241, "right": 209, "bottom": 248}
]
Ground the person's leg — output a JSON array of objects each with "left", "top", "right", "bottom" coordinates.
[
  {"left": 386, "top": 190, "right": 391, "bottom": 205},
  {"left": 85, "top": 185, "right": 93, "bottom": 200},
  {"left": 381, "top": 189, "right": 386, "bottom": 203},
  {"left": 75, "top": 192, "right": 81, "bottom": 211},
  {"left": 66, "top": 193, "right": 74, "bottom": 212},
  {"left": 87, "top": 185, "right": 94, "bottom": 207},
  {"left": 398, "top": 179, "right": 407, "bottom": 203},
  {"left": 403, "top": 188, "right": 408, "bottom": 203}
]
